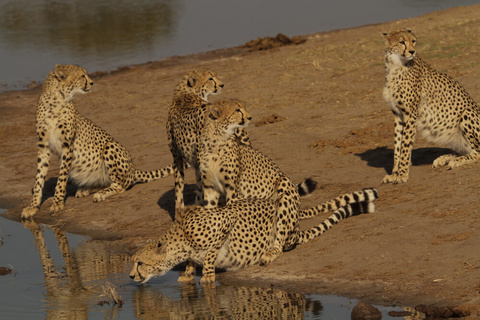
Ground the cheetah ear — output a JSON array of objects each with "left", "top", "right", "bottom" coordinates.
[
  {"left": 380, "top": 32, "right": 389, "bottom": 44},
  {"left": 187, "top": 76, "right": 196, "bottom": 88},
  {"left": 208, "top": 106, "right": 222, "bottom": 120},
  {"left": 54, "top": 65, "right": 67, "bottom": 81}
]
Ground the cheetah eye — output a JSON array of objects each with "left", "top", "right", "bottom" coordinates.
[
  {"left": 412, "top": 40, "right": 416, "bottom": 44},
  {"left": 209, "top": 77, "right": 214, "bottom": 81},
  {"left": 137, "top": 261, "right": 143, "bottom": 266},
  {"left": 399, "top": 41, "right": 405, "bottom": 45}
]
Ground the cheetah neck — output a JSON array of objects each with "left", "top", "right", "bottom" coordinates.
[
  {"left": 173, "top": 86, "right": 208, "bottom": 103},
  {"left": 201, "top": 123, "right": 232, "bottom": 153}
]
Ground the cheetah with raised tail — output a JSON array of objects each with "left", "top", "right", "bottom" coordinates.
[
  {"left": 382, "top": 29, "right": 480, "bottom": 184},
  {"left": 22, "top": 64, "right": 172, "bottom": 218}
]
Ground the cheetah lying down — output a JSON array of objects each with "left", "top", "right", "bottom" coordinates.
[{"left": 130, "top": 190, "right": 378, "bottom": 284}]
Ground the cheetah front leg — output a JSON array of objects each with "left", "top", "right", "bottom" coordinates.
[
  {"left": 382, "top": 115, "right": 404, "bottom": 183},
  {"left": 383, "top": 115, "right": 416, "bottom": 184},
  {"left": 200, "top": 247, "right": 222, "bottom": 284},
  {"left": 173, "top": 157, "right": 186, "bottom": 213},
  {"left": 50, "top": 139, "right": 75, "bottom": 214},
  {"left": 178, "top": 260, "right": 196, "bottom": 282},
  {"left": 22, "top": 142, "right": 52, "bottom": 218},
  {"left": 194, "top": 167, "right": 205, "bottom": 205}
]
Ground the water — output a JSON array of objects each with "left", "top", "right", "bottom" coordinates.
[
  {"left": 0, "top": 214, "right": 405, "bottom": 319},
  {"left": 0, "top": 0, "right": 479, "bottom": 92}
]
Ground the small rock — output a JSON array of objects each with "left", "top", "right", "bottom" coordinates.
[
  {"left": 0, "top": 267, "right": 12, "bottom": 276},
  {"left": 415, "top": 304, "right": 471, "bottom": 318},
  {"left": 351, "top": 301, "right": 382, "bottom": 320}
]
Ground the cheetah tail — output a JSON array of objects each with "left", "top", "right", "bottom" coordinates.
[
  {"left": 296, "top": 201, "right": 375, "bottom": 245},
  {"left": 298, "top": 188, "right": 379, "bottom": 220},
  {"left": 297, "top": 177, "right": 318, "bottom": 196},
  {"left": 134, "top": 165, "right": 174, "bottom": 184}
]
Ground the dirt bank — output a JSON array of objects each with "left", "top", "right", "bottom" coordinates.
[{"left": 3, "top": 4, "right": 480, "bottom": 315}]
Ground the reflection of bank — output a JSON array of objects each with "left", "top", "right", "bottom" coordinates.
[
  {"left": 133, "top": 282, "right": 323, "bottom": 319},
  {"left": 22, "top": 220, "right": 130, "bottom": 320}
]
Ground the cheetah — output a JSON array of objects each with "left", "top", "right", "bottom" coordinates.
[
  {"left": 129, "top": 195, "right": 377, "bottom": 284},
  {"left": 166, "top": 69, "right": 256, "bottom": 213},
  {"left": 196, "top": 99, "right": 378, "bottom": 265},
  {"left": 22, "top": 64, "right": 172, "bottom": 218},
  {"left": 381, "top": 29, "right": 480, "bottom": 184}
]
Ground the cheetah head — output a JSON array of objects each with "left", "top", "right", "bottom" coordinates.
[
  {"left": 130, "top": 228, "right": 192, "bottom": 284},
  {"left": 177, "top": 69, "right": 224, "bottom": 102},
  {"left": 381, "top": 29, "right": 417, "bottom": 65},
  {"left": 208, "top": 99, "right": 252, "bottom": 136},
  {"left": 50, "top": 64, "right": 94, "bottom": 101}
]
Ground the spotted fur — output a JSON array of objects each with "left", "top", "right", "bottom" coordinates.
[
  {"left": 382, "top": 29, "right": 480, "bottom": 184},
  {"left": 129, "top": 197, "right": 375, "bottom": 284},
  {"left": 197, "top": 99, "right": 375, "bottom": 265},
  {"left": 166, "top": 69, "right": 250, "bottom": 213},
  {"left": 22, "top": 64, "right": 171, "bottom": 218}
]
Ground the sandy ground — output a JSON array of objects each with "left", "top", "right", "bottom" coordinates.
[{"left": 3, "top": 4, "right": 480, "bottom": 316}]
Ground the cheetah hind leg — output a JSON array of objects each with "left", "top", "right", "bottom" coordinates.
[
  {"left": 260, "top": 247, "right": 282, "bottom": 266},
  {"left": 434, "top": 151, "right": 480, "bottom": 169},
  {"left": 75, "top": 186, "right": 101, "bottom": 198},
  {"left": 92, "top": 183, "right": 126, "bottom": 202},
  {"left": 432, "top": 154, "right": 457, "bottom": 169}
]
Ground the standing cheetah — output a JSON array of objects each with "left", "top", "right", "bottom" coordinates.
[
  {"left": 382, "top": 29, "right": 480, "bottom": 184},
  {"left": 22, "top": 65, "right": 172, "bottom": 218}
]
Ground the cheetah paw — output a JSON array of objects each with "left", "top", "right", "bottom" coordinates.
[
  {"left": 382, "top": 174, "right": 408, "bottom": 184},
  {"left": 260, "top": 247, "right": 282, "bottom": 266},
  {"left": 177, "top": 273, "right": 195, "bottom": 283},
  {"left": 382, "top": 174, "right": 396, "bottom": 184},
  {"left": 93, "top": 193, "right": 106, "bottom": 202},
  {"left": 200, "top": 274, "right": 216, "bottom": 284},
  {"left": 433, "top": 154, "right": 456, "bottom": 168},
  {"left": 21, "top": 206, "right": 38, "bottom": 219},
  {"left": 49, "top": 202, "right": 64, "bottom": 214},
  {"left": 75, "top": 188, "right": 91, "bottom": 198}
]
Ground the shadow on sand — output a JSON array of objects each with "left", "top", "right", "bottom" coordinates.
[{"left": 355, "top": 146, "right": 452, "bottom": 173}]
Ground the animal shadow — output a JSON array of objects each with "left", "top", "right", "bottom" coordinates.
[
  {"left": 355, "top": 146, "right": 452, "bottom": 173},
  {"left": 39, "top": 178, "right": 78, "bottom": 205},
  {"left": 157, "top": 184, "right": 198, "bottom": 221}
]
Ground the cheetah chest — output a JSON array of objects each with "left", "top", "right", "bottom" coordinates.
[{"left": 44, "top": 117, "right": 66, "bottom": 157}]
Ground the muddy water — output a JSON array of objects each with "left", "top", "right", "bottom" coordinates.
[
  {"left": 1, "top": 0, "right": 479, "bottom": 92},
  {"left": 0, "top": 215, "right": 404, "bottom": 319}
]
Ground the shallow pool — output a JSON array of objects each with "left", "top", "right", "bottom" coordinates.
[{"left": 0, "top": 214, "right": 403, "bottom": 319}]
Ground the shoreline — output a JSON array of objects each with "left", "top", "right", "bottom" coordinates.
[{"left": 3, "top": 4, "right": 480, "bottom": 315}]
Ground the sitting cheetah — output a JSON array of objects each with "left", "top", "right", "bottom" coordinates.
[
  {"left": 166, "top": 69, "right": 252, "bottom": 213},
  {"left": 22, "top": 64, "right": 172, "bottom": 218},
  {"left": 130, "top": 195, "right": 377, "bottom": 284},
  {"left": 196, "top": 99, "right": 378, "bottom": 265},
  {"left": 381, "top": 29, "right": 480, "bottom": 184}
]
